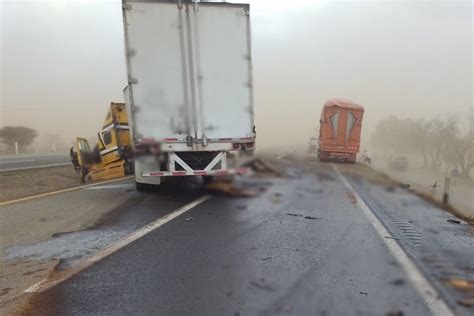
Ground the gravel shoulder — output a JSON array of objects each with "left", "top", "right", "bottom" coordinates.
[
  {"left": 0, "top": 167, "right": 134, "bottom": 312},
  {"left": 0, "top": 166, "right": 81, "bottom": 203}
]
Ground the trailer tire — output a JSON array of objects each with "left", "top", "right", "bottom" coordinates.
[
  {"left": 135, "top": 182, "right": 158, "bottom": 191},
  {"left": 202, "top": 176, "right": 214, "bottom": 185}
]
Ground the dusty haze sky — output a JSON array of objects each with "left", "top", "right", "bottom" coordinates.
[{"left": 1, "top": 0, "right": 472, "bottom": 149}]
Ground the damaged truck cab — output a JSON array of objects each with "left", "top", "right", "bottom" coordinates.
[{"left": 70, "top": 102, "right": 133, "bottom": 183}]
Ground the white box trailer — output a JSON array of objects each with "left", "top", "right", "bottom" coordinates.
[{"left": 121, "top": 0, "right": 255, "bottom": 188}]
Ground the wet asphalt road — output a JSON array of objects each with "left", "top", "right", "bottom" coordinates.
[
  {"left": 13, "top": 161, "right": 474, "bottom": 315},
  {"left": 0, "top": 153, "right": 70, "bottom": 171}
]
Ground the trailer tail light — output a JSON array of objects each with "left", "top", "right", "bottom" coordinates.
[
  {"left": 233, "top": 143, "right": 242, "bottom": 150},
  {"left": 245, "top": 142, "right": 255, "bottom": 150}
]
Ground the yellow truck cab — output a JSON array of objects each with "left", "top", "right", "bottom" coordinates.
[{"left": 70, "top": 102, "right": 133, "bottom": 183}]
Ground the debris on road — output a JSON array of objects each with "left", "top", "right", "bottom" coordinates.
[
  {"left": 205, "top": 181, "right": 258, "bottom": 197},
  {"left": 249, "top": 279, "right": 275, "bottom": 292},
  {"left": 271, "top": 193, "right": 283, "bottom": 204},
  {"left": 346, "top": 191, "right": 357, "bottom": 204},
  {"left": 443, "top": 278, "right": 474, "bottom": 291},
  {"left": 389, "top": 279, "right": 405, "bottom": 286},
  {"left": 242, "top": 158, "right": 281, "bottom": 177},
  {"left": 286, "top": 213, "right": 304, "bottom": 217},
  {"left": 359, "top": 291, "right": 368, "bottom": 295},
  {"left": 447, "top": 219, "right": 461, "bottom": 224},
  {"left": 457, "top": 298, "right": 474, "bottom": 307},
  {"left": 236, "top": 204, "right": 247, "bottom": 210},
  {"left": 261, "top": 257, "right": 272, "bottom": 261},
  {"left": 184, "top": 217, "right": 194, "bottom": 222},
  {"left": 286, "top": 213, "right": 321, "bottom": 221}
]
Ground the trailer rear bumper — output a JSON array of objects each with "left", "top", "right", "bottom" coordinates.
[
  {"left": 137, "top": 150, "right": 249, "bottom": 179},
  {"left": 141, "top": 167, "right": 248, "bottom": 177}
]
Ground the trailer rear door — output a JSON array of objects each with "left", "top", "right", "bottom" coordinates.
[{"left": 122, "top": 1, "right": 254, "bottom": 143}]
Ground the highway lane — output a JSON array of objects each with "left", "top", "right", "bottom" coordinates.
[
  {"left": 0, "top": 153, "right": 70, "bottom": 171},
  {"left": 13, "top": 161, "right": 473, "bottom": 315}
]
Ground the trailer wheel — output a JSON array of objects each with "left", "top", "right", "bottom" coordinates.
[
  {"left": 347, "top": 153, "right": 357, "bottom": 163},
  {"left": 202, "top": 176, "right": 214, "bottom": 185},
  {"left": 136, "top": 182, "right": 158, "bottom": 191},
  {"left": 319, "top": 151, "right": 330, "bottom": 162}
]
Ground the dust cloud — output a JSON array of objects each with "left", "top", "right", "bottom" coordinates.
[{"left": 1, "top": 0, "right": 472, "bottom": 151}]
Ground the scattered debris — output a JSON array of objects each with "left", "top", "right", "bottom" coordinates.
[
  {"left": 359, "top": 291, "right": 368, "bottom": 295},
  {"left": 250, "top": 279, "right": 275, "bottom": 292},
  {"left": 447, "top": 219, "right": 461, "bottom": 224},
  {"left": 443, "top": 278, "right": 474, "bottom": 291},
  {"left": 184, "top": 217, "right": 194, "bottom": 222},
  {"left": 271, "top": 197, "right": 281, "bottom": 204},
  {"left": 384, "top": 236, "right": 400, "bottom": 240},
  {"left": 286, "top": 213, "right": 321, "bottom": 221},
  {"left": 457, "top": 298, "right": 474, "bottom": 308},
  {"left": 399, "top": 183, "right": 411, "bottom": 189},
  {"left": 242, "top": 158, "right": 281, "bottom": 177},
  {"left": 236, "top": 204, "right": 247, "bottom": 210},
  {"left": 286, "top": 213, "right": 304, "bottom": 217},
  {"left": 346, "top": 191, "right": 357, "bottom": 204},
  {"left": 261, "top": 257, "right": 272, "bottom": 261},
  {"left": 386, "top": 311, "right": 404, "bottom": 316},
  {"left": 205, "top": 181, "right": 258, "bottom": 197},
  {"left": 389, "top": 279, "right": 405, "bottom": 286},
  {"left": 227, "top": 291, "right": 233, "bottom": 298}
]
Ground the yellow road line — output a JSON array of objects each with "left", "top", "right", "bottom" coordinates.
[{"left": 0, "top": 176, "right": 134, "bottom": 207}]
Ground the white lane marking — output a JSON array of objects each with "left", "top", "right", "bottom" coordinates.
[
  {"left": 0, "top": 163, "right": 70, "bottom": 173},
  {"left": 0, "top": 159, "right": 36, "bottom": 164},
  {"left": 24, "top": 195, "right": 210, "bottom": 293},
  {"left": 0, "top": 176, "right": 134, "bottom": 206},
  {"left": 85, "top": 183, "right": 135, "bottom": 190},
  {"left": 332, "top": 164, "right": 453, "bottom": 316}
]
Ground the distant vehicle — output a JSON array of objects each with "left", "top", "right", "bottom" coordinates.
[
  {"left": 122, "top": 0, "right": 255, "bottom": 190},
  {"left": 308, "top": 137, "right": 318, "bottom": 154},
  {"left": 318, "top": 98, "right": 364, "bottom": 163},
  {"left": 388, "top": 156, "right": 409, "bottom": 171},
  {"left": 70, "top": 102, "right": 133, "bottom": 183}
]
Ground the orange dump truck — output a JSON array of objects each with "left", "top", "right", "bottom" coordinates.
[{"left": 318, "top": 98, "right": 364, "bottom": 162}]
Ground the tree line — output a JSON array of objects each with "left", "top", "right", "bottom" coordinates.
[
  {"left": 0, "top": 126, "right": 38, "bottom": 152},
  {"left": 371, "top": 112, "right": 474, "bottom": 178}
]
